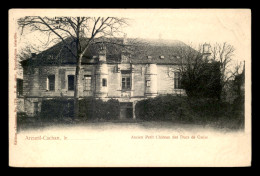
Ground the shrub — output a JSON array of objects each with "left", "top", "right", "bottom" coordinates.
[
  {"left": 135, "top": 95, "right": 187, "bottom": 121},
  {"left": 106, "top": 99, "right": 120, "bottom": 120},
  {"left": 79, "top": 98, "right": 120, "bottom": 120},
  {"left": 40, "top": 97, "right": 120, "bottom": 121},
  {"left": 78, "top": 97, "right": 94, "bottom": 119},
  {"left": 17, "top": 112, "right": 29, "bottom": 123},
  {"left": 135, "top": 95, "right": 244, "bottom": 127},
  {"left": 181, "top": 61, "right": 222, "bottom": 100},
  {"left": 40, "top": 97, "right": 74, "bottom": 121}
]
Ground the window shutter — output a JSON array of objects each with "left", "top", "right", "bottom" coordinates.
[
  {"left": 59, "top": 69, "right": 66, "bottom": 89},
  {"left": 46, "top": 77, "right": 49, "bottom": 90}
]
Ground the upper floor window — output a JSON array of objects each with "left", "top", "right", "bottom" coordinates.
[
  {"left": 146, "top": 80, "right": 151, "bottom": 87},
  {"left": 102, "top": 78, "right": 107, "bottom": 87},
  {"left": 174, "top": 72, "right": 182, "bottom": 89},
  {"left": 84, "top": 75, "right": 92, "bottom": 91},
  {"left": 68, "top": 75, "right": 74, "bottom": 91},
  {"left": 47, "top": 75, "right": 55, "bottom": 91},
  {"left": 122, "top": 75, "right": 131, "bottom": 90}
]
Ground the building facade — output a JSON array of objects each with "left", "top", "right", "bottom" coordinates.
[{"left": 19, "top": 38, "right": 188, "bottom": 119}]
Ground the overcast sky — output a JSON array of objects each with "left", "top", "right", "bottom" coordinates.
[{"left": 16, "top": 9, "right": 251, "bottom": 63}]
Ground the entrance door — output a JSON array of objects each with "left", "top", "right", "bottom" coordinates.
[
  {"left": 33, "top": 102, "right": 39, "bottom": 116},
  {"left": 120, "top": 102, "right": 133, "bottom": 119}
]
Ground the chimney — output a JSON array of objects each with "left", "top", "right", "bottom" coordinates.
[
  {"left": 202, "top": 43, "right": 211, "bottom": 60},
  {"left": 203, "top": 43, "right": 210, "bottom": 54},
  {"left": 121, "top": 34, "right": 130, "bottom": 63},
  {"left": 242, "top": 60, "right": 245, "bottom": 75},
  {"left": 98, "top": 45, "right": 106, "bottom": 63}
]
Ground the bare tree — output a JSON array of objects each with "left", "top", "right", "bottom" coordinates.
[
  {"left": 176, "top": 43, "right": 205, "bottom": 74},
  {"left": 210, "top": 42, "right": 236, "bottom": 89},
  {"left": 174, "top": 42, "right": 239, "bottom": 101},
  {"left": 174, "top": 43, "right": 223, "bottom": 99},
  {"left": 166, "top": 44, "right": 204, "bottom": 96},
  {"left": 222, "top": 60, "right": 245, "bottom": 102},
  {"left": 18, "top": 16, "right": 132, "bottom": 119}
]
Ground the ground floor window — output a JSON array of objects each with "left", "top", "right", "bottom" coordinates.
[
  {"left": 174, "top": 72, "right": 182, "bottom": 89},
  {"left": 84, "top": 75, "right": 92, "bottom": 91},
  {"left": 102, "top": 78, "right": 107, "bottom": 87},
  {"left": 17, "top": 79, "right": 23, "bottom": 96},
  {"left": 68, "top": 75, "right": 74, "bottom": 91},
  {"left": 47, "top": 75, "right": 55, "bottom": 91}
]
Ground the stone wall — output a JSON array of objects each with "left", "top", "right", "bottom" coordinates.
[
  {"left": 17, "top": 98, "right": 25, "bottom": 112},
  {"left": 23, "top": 64, "right": 185, "bottom": 98},
  {"left": 107, "top": 65, "right": 121, "bottom": 97},
  {"left": 22, "top": 63, "right": 185, "bottom": 116},
  {"left": 24, "top": 98, "right": 42, "bottom": 116},
  {"left": 132, "top": 65, "right": 145, "bottom": 97},
  {"left": 157, "top": 65, "right": 185, "bottom": 95}
]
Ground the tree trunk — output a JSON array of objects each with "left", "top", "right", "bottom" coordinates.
[
  {"left": 73, "top": 39, "right": 91, "bottom": 120},
  {"left": 73, "top": 56, "right": 82, "bottom": 119}
]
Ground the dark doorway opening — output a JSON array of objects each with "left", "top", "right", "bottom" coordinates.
[
  {"left": 33, "top": 102, "right": 39, "bottom": 116},
  {"left": 120, "top": 102, "right": 133, "bottom": 119}
]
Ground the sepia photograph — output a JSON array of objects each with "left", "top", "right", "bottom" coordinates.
[{"left": 9, "top": 9, "right": 251, "bottom": 167}]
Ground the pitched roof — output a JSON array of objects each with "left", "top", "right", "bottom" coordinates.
[
  {"left": 21, "top": 37, "right": 195, "bottom": 66},
  {"left": 124, "top": 39, "right": 187, "bottom": 64}
]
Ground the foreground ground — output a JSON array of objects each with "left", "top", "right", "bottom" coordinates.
[
  {"left": 17, "top": 117, "right": 244, "bottom": 133},
  {"left": 12, "top": 119, "right": 249, "bottom": 167}
]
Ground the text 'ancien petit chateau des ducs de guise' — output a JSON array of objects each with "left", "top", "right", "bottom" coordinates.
[{"left": 131, "top": 135, "right": 208, "bottom": 139}]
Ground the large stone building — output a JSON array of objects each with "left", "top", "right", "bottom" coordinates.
[{"left": 19, "top": 38, "right": 194, "bottom": 119}]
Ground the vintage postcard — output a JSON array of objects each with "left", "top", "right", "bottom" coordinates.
[{"left": 9, "top": 9, "right": 251, "bottom": 167}]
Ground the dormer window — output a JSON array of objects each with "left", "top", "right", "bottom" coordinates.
[
  {"left": 169, "top": 55, "right": 175, "bottom": 59},
  {"left": 48, "top": 55, "right": 54, "bottom": 60},
  {"left": 159, "top": 56, "right": 164, "bottom": 59},
  {"left": 147, "top": 56, "right": 152, "bottom": 59}
]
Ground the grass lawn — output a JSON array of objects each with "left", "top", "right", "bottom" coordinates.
[{"left": 17, "top": 116, "right": 244, "bottom": 133}]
